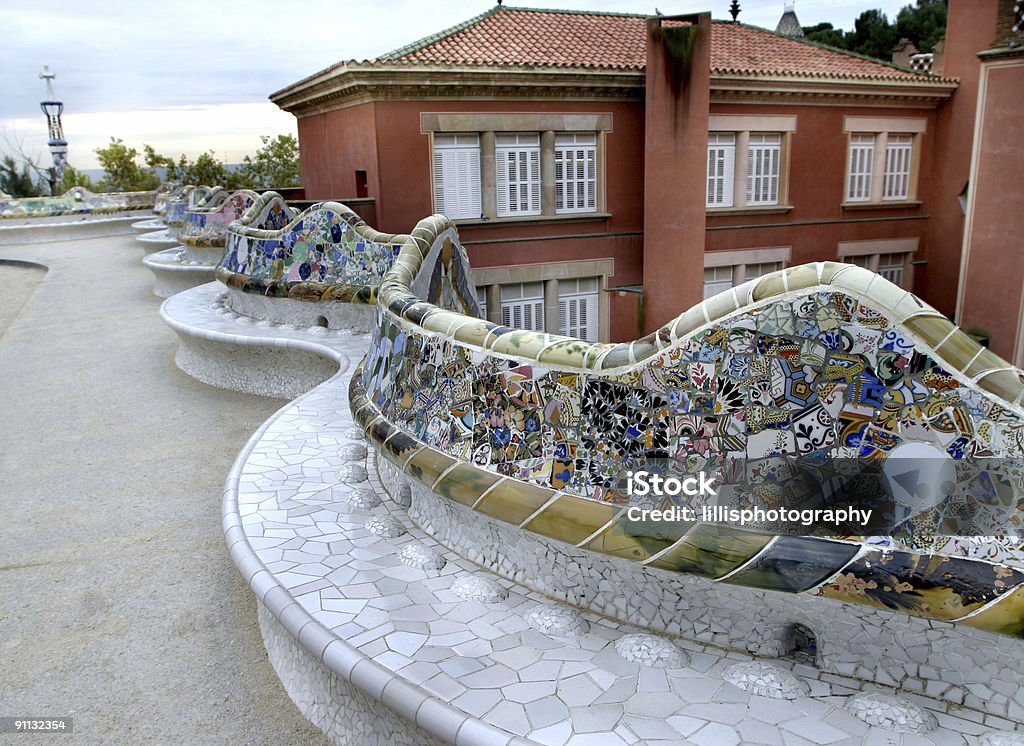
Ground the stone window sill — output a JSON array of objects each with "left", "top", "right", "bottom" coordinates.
[
  {"left": 454, "top": 212, "right": 612, "bottom": 227},
  {"left": 706, "top": 205, "right": 794, "bottom": 217},
  {"left": 841, "top": 200, "right": 923, "bottom": 211}
]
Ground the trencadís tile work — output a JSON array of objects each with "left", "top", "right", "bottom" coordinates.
[
  {"left": 143, "top": 188, "right": 259, "bottom": 297},
  {"left": 0, "top": 185, "right": 156, "bottom": 220},
  {"left": 156, "top": 207, "right": 1024, "bottom": 743},
  {"left": 214, "top": 195, "right": 411, "bottom": 333}
]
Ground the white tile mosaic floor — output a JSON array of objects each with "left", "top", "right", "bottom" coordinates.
[{"left": 221, "top": 331, "right": 1023, "bottom": 745}]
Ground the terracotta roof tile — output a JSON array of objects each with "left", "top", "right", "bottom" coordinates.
[{"left": 379, "top": 5, "right": 945, "bottom": 82}]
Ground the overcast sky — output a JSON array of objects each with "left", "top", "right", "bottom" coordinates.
[{"left": 0, "top": 0, "right": 912, "bottom": 171}]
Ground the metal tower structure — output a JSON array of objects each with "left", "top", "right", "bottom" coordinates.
[{"left": 39, "top": 66, "right": 68, "bottom": 193}]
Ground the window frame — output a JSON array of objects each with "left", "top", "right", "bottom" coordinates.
[
  {"left": 703, "top": 247, "right": 791, "bottom": 299},
  {"left": 837, "top": 238, "right": 919, "bottom": 290},
  {"left": 705, "top": 115, "right": 796, "bottom": 214},
  {"left": 842, "top": 117, "right": 926, "bottom": 207},
  {"left": 495, "top": 133, "right": 541, "bottom": 217},
  {"left": 422, "top": 114, "right": 611, "bottom": 224},
  {"left": 554, "top": 133, "right": 598, "bottom": 215}
]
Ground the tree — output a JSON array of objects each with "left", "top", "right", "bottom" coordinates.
[
  {"left": 0, "top": 154, "right": 44, "bottom": 197},
  {"left": 896, "top": 0, "right": 947, "bottom": 53},
  {"left": 847, "top": 9, "right": 900, "bottom": 61},
  {"left": 58, "top": 165, "right": 95, "bottom": 192},
  {"left": 95, "top": 137, "right": 161, "bottom": 192},
  {"left": 237, "top": 134, "right": 301, "bottom": 189},
  {"left": 802, "top": 22, "right": 847, "bottom": 49},
  {"left": 802, "top": 1, "right": 947, "bottom": 62}
]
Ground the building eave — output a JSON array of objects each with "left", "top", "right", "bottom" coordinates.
[{"left": 271, "top": 64, "right": 959, "bottom": 117}]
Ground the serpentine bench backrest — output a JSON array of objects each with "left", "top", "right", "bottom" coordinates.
[
  {"left": 0, "top": 186, "right": 157, "bottom": 219},
  {"left": 164, "top": 185, "right": 224, "bottom": 231},
  {"left": 216, "top": 195, "right": 408, "bottom": 303},
  {"left": 354, "top": 215, "right": 1024, "bottom": 637},
  {"left": 152, "top": 182, "right": 177, "bottom": 216},
  {"left": 178, "top": 189, "right": 259, "bottom": 248}
]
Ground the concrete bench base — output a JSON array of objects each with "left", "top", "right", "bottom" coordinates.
[
  {"left": 132, "top": 217, "right": 165, "bottom": 231},
  {"left": 224, "top": 288, "right": 376, "bottom": 334},
  {"left": 137, "top": 229, "right": 179, "bottom": 248},
  {"left": 160, "top": 282, "right": 361, "bottom": 399},
  {"left": 143, "top": 248, "right": 217, "bottom": 298}
]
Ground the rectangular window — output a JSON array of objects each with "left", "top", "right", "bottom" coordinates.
[
  {"left": 743, "top": 262, "right": 781, "bottom": 282},
  {"left": 433, "top": 134, "right": 481, "bottom": 219},
  {"left": 500, "top": 282, "right": 544, "bottom": 331},
  {"left": 846, "top": 252, "right": 909, "bottom": 288},
  {"left": 703, "top": 266, "right": 734, "bottom": 299},
  {"left": 554, "top": 133, "right": 597, "bottom": 214},
  {"left": 557, "top": 277, "right": 599, "bottom": 342},
  {"left": 476, "top": 286, "right": 488, "bottom": 320},
  {"left": 706, "top": 133, "right": 736, "bottom": 208},
  {"left": 876, "top": 253, "right": 906, "bottom": 287},
  {"left": 847, "top": 134, "right": 875, "bottom": 202},
  {"left": 747, "top": 134, "right": 781, "bottom": 206},
  {"left": 496, "top": 133, "right": 540, "bottom": 217},
  {"left": 884, "top": 135, "right": 913, "bottom": 201}
]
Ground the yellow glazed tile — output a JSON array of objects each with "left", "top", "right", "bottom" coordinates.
[
  {"left": 435, "top": 464, "right": 503, "bottom": 508},
  {"left": 959, "top": 586, "right": 1024, "bottom": 638},
  {"left": 522, "top": 494, "right": 621, "bottom": 546},
  {"left": 475, "top": 480, "right": 556, "bottom": 525},
  {"left": 404, "top": 447, "right": 456, "bottom": 487},
  {"left": 646, "top": 525, "right": 773, "bottom": 578}
]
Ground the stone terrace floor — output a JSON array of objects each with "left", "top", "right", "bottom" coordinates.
[{"left": 0, "top": 232, "right": 329, "bottom": 744}]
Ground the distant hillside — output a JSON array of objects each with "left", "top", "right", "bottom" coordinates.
[{"left": 79, "top": 165, "right": 244, "bottom": 185}]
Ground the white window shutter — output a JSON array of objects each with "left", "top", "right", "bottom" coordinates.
[
  {"left": 847, "top": 135, "right": 874, "bottom": 202},
  {"left": 496, "top": 150, "right": 510, "bottom": 215},
  {"left": 433, "top": 150, "right": 446, "bottom": 214},
  {"left": 747, "top": 134, "right": 781, "bottom": 206},
  {"left": 554, "top": 143, "right": 597, "bottom": 214},
  {"left": 496, "top": 143, "right": 540, "bottom": 217},
  {"left": 434, "top": 136, "right": 481, "bottom": 219},
  {"left": 706, "top": 135, "right": 735, "bottom": 208},
  {"left": 884, "top": 135, "right": 912, "bottom": 200},
  {"left": 529, "top": 149, "right": 540, "bottom": 214}
]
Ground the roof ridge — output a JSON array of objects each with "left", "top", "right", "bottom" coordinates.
[
  {"left": 379, "top": 5, "right": 503, "bottom": 61},
  {"left": 721, "top": 19, "right": 937, "bottom": 79},
  {"left": 493, "top": 4, "right": 649, "bottom": 19}
]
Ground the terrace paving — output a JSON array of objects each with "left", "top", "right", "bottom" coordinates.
[{"left": 0, "top": 233, "right": 330, "bottom": 744}]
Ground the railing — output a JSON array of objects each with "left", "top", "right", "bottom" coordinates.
[{"left": 351, "top": 214, "right": 1024, "bottom": 639}]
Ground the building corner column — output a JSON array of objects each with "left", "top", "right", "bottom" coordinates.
[{"left": 641, "top": 12, "right": 712, "bottom": 333}]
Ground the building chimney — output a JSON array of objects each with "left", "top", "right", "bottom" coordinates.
[
  {"left": 892, "top": 38, "right": 920, "bottom": 67},
  {"left": 642, "top": 13, "right": 712, "bottom": 332},
  {"left": 930, "top": 36, "right": 945, "bottom": 74}
]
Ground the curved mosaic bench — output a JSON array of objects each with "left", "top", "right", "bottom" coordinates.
[
  {"left": 169, "top": 210, "right": 1024, "bottom": 741},
  {"left": 131, "top": 182, "right": 178, "bottom": 232},
  {"left": 143, "top": 189, "right": 259, "bottom": 298},
  {"left": 214, "top": 195, "right": 407, "bottom": 333},
  {"left": 0, "top": 186, "right": 157, "bottom": 244},
  {"left": 349, "top": 221, "right": 1024, "bottom": 718},
  {"left": 0, "top": 185, "right": 155, "bottom": 220},
  {"left": 137, "top": 185, "right": 220, "bottom": 249}
]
